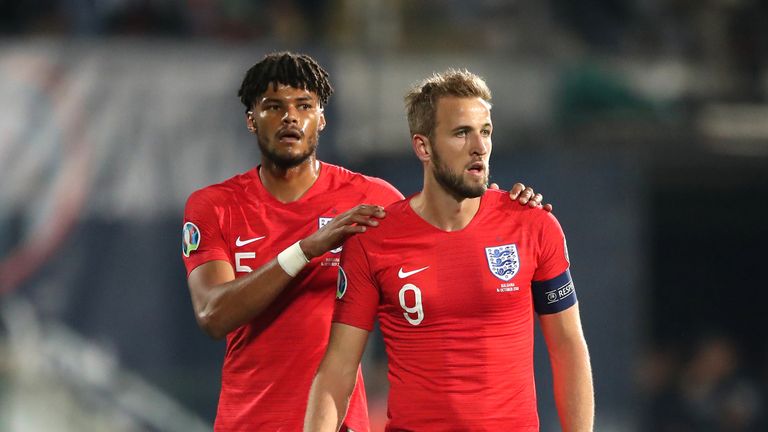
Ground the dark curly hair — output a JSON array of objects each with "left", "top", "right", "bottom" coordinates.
[{"left": 238, "top": 52, "right": 334, "bottom": 112}]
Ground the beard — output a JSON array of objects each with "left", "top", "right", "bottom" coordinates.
[
  {"left": 257, "top": 131, "right": 318, "bottom": 170},
  {"left": 431, "top": 147, "right": 488, "bottom": 199}
]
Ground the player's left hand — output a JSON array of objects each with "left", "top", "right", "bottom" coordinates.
[{"left": 489, "top": 182, "right": 553, "bottom": 212}]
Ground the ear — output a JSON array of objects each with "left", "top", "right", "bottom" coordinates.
[
  {"left": 246, "top": 112, "right": 257, "bottom": 133},
  {"left": 412, "top": 134, "right": 431, "bottom": 162},
  {"left": 318, "top": 112, "right": 327, "bottom": 131}
]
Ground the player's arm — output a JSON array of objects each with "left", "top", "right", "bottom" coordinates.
[
  {"left": 187, "top": 204, "right": 385, "bottom": 339},
  {"left": 490, "top": 182, "right": 553, "bottom": 211},
  {"left": 304, "top": 323, "right": 369, "bottom": 432},
  {"left": 539, "top": 304, "right": 594, "bottom": 432}
]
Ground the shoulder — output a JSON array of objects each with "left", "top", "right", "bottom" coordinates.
[
  {"left": 322, "top": 162, "right": 404, "bottom": 203},
  {"left": 321, "top": 162, "right": 364, "bottom": 183},
  {"left": 352, "top": 198, "right": 411, "bottom": 246},
  {"left": 185, "top": 170, "right": 252, "bottom": 207},
  {"left": 483, "top": 189, "right": 559, "bottom": 226},
  {"left": 382, "top": 197, "right": 411, "bottom": 218},
  {"left": 371, "top": 197, "right": 413, "bottom": 234}
]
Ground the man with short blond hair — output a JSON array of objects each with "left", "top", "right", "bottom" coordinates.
[{"left": 305, "top": 69, "right": 594, "bottom": 431}]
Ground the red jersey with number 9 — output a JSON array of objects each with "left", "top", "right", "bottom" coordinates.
[{"left": 333, "top": 189, "right": 575, "bottom": 431}]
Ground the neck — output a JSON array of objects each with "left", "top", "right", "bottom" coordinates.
[
  {"left": 259, "top": 156, "right": 321, "bottom": 203},
  {"left": 409, "top": 173, "right": 482, "bottom": 232}
]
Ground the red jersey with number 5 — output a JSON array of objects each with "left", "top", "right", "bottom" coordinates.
[
  {"left": 182, "top": 162, "right": 403, "bottom": 431},
  {"left": 333, "top": 189, "right": 576, "bottom": 431}
]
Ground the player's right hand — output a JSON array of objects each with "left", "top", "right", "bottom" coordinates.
[{"left": 300, "top": 204, "right": 386, "bottom": 259}]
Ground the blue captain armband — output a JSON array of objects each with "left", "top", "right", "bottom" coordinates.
[{"left": 532, "top": 269, "right": 577, "bottom": 315}]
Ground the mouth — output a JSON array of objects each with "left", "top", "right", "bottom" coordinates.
[
  {"left": 466, "top": 161, "right": 486, "bottom": 177},
  {"left": 276, "top": 128, "right": 303, "bottom": 143}
]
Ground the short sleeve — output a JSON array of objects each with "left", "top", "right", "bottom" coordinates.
[
  {"left": 181, "top": 189, "right": 230, "bottom": 276},
  {"left": 363, "top": 176, "right": 405, "bottom": 206},
  {"left": 531, "top": 212, "right": 577, "bottom": 314},
  {"left": 532, "top": 212, "right": 571, "bottom": 282},
  {"left": 332, "top": 234, "right": 380, "bottom": 331}
]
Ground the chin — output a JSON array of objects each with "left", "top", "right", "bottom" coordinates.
[
  {"left": 468, "top": 188, "right": 487, "bottom": 198},
  {"left": 275, "top": 155, "right": 312, "bottom": 169},
  {"left": 259, "top": 141, "right": 317, "bottom": 169},
  {"left": 457, "top": 184, "right": 486, "bottom": 199},
  {"left": 466, "top": 179, "right": 488, "bottom": 195}
]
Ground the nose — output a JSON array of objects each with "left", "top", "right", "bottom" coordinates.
[
  {"left": 469, "top": 131, "right": 490, "bottom": 155},
  {"left": 281, "top": 104, "right": 299, "bottom": 124}
]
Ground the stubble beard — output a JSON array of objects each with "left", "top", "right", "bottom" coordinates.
[
  {"left": 431, "top": 147, "right": 488, "bottom": 199},
  {"left": 257, "top": 131, "right": 318, "bottom": 170}
]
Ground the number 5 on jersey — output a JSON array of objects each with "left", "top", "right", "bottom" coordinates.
[{"left": 399, "top": 284, "right": 424, "bottom": 325}]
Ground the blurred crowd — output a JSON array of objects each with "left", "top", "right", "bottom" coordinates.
[
  {"left": 637, "top": 334, "right": 766, "bottom": 432},
  {"left": 2, "top": 1, "right": 767, "bottom": 431},
  {"left": 0, "top": 0, "right": 328, "bottom": 41},
  {"left": 2, "top": 0, "right": 766, "bottom": 102},
  {"left": 0, "top": 3, "right": 759, "bottom": 51}
]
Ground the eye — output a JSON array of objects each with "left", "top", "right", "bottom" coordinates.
[
  {"left": 455, "top": 130, "right": 467, "bottom": 138},
  {"left": 481, "top": 129, "right": 492, "bottom": 137},
  {"left": 264, "top": 104, "right": 281, "bottom": 111},
  {"left": 299, "top": 103, "right": 313, "bottom": 110}
]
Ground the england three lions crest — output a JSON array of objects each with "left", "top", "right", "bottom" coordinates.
[
  {"left": 485, "top": 244, "right": 520, "bottom": 281},
  {"left": 319, "top": 217, "right": 343, "bottom": 253}
]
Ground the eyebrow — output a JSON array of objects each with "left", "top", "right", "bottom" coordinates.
[
  {"left": 261, "top": 95, "right": 316, "bottom": 104},
  {"left": 451, "top": 123, "right": 492, "bottom": 132}
]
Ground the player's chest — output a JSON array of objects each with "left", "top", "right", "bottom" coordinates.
[
  {"left": 372, "top": 228, "right": 540, "bottom": 322},
  {"left": 221, "top": 197, "right": 361, "bottom": 273}
]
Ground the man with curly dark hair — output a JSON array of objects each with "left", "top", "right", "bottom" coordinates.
[{"left": 181, "top": 52, "right": 545, "bottom": 431}]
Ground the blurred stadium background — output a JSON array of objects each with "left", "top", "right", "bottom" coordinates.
[{"left": 1, "top": 0, "right": 767, "bottom": 431}]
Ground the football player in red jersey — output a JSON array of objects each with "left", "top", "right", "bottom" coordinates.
[
  {"left": 182, "top": 53, "right": 548, "bottom": 431},
  {"left": 306, "top": 70, "right": 594, "bottom": 431}
]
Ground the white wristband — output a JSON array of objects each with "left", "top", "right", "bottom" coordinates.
[{"left": 277, "top": 241, "right": 310, "bottom": 277}]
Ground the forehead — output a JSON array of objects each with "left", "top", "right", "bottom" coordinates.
[
  {"left": 434, "top": 96, "right": 492, "bottom": 126},
  {"left": 259, "top": 83, "right": 318, "bottom": 102}
]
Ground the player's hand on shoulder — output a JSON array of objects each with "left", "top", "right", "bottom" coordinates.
[
  {"left": 300, "top": 204, "right": 386, "bottom": 259},
  {"left": 490, "top": 182, "right": 553, "bottom": 212}
]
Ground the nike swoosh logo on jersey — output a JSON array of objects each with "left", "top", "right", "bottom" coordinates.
[
  {"left": 398, "top": 266, "right": 430, "bottom": 278},
  {"left": 235, "top": 236, "right": 266, "bottom": 247}
]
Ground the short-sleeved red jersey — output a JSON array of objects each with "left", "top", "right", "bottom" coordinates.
[
  {"left": 182, "top": 162, "right": 403, "bottom": 431},
  {"left": 333, "top": 189, "right": 575, "bottom": 431}
]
